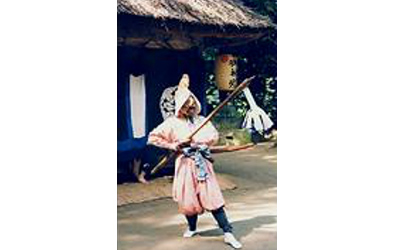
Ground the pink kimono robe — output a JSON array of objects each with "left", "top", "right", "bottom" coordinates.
[{"left": 148, "top": 116, "right": 225, "bottom": 215}]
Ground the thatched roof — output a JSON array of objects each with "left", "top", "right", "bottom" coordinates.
[{"left": 118, "top": 0, "right": 271, "bottom": 29}]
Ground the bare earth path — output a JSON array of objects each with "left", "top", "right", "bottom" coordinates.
[{"left": 118, "top": 144, "right": 277, "bottom": 250}]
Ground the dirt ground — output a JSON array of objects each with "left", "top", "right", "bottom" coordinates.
[
  {"left": 118, "top": 173, "right": 237, "bottom": 206},
  {"left": 118, "top": 143, "right": 277, "bottom": 250}
]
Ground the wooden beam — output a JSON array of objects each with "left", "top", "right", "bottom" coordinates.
[{"left": 118, "top": 36, "right": 197, "bottom": 50}]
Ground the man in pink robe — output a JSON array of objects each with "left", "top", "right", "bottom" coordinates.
[{"left": 147, "top": 74, "right": 242, "bottom": 249}]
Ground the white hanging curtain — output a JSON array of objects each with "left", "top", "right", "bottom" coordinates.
[{"left": 129, "top": 74, "right": 146, "bottom": 138}]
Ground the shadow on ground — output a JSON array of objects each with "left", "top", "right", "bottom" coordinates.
[
  {"left": 118, "top": 144, "right": 277, "bottom": 250},
  {"left": 199, "top": 215, "right": 277, "bottom": 239}
]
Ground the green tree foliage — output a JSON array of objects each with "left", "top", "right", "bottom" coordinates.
[{"left": 203, "top": 0, "right": 277, "bottom": 128}]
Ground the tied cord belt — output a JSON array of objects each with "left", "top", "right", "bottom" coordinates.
[{"left": 182, "top": 145, "right": 213, "bottom": 181}]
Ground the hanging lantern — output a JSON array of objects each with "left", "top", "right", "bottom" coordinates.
[{"left": 215, "top": 54, "right": 238, "bottom": 91}]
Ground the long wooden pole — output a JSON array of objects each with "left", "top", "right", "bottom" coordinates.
[{"left": 150, "top": 76, "right": 256, "bottom": 175}]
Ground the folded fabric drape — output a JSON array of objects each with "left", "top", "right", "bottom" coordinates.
[{"left": 242, "top": 87, "right": 273, "bottom": 132}]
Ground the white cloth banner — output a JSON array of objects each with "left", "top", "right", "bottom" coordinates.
[
  {"left": 242, "top": 87, "right": 274, "bottom": 132},
  {"left": 129, "top": 74, "right": 146, "bottom": 138}
]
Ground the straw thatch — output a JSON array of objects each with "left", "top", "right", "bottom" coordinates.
[{"left": 118, "top": 0, "right": 271, "bottom": 29}]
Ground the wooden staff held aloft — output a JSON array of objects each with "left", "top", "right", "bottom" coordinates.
[{"left": 150, "top": 75, "right": 256, "bottom": 175}]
